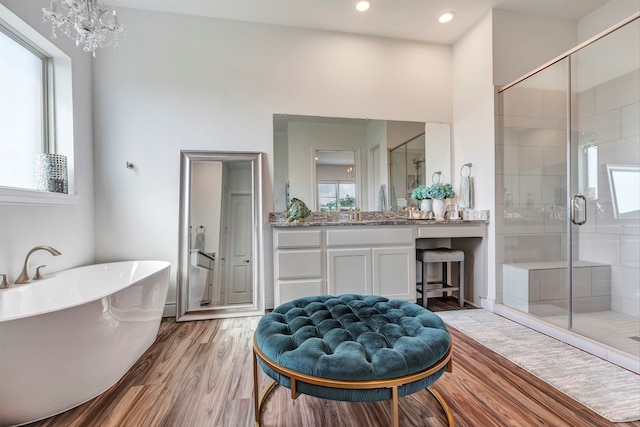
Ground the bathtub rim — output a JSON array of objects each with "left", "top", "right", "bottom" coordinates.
[{"left": 0, "top": 260, "right": 171, "bottom": 323}]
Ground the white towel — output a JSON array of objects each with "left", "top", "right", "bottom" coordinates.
[
  {"left": 390, "top": 185, "right": 398, "bottom": 211},
  {"left": 377, "top": 184, "right": 388, "bottom": 211},
  {"left": 459, "top": 176, "right": 474, "bottom": 209}
]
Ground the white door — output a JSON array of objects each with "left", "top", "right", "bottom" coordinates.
[{"left": 227, "top": 193, "right": 253, "bottom": 304}]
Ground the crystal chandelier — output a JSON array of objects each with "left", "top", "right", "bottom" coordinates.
[
  {"left": 42, "top": 0, "right": 124, "bottom": 57},
  {"left": 347, "top": 166, "right": 355, "bottom": 180}
]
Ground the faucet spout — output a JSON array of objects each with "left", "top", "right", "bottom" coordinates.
[{"left": 14, "top": 246, "right": 62, "bottom": 284}]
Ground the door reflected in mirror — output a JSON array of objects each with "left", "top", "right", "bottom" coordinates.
[{"left": 177, "top": 151, "right": 263, "bottom": 321}]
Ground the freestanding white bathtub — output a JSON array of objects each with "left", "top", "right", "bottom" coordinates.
[{"left": 0, "top": 260, "right": 171, "bottom": 427}]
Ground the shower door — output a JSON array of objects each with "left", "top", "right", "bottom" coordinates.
[
  {"left": 499, "top": 15, "right": 640, "bottom": 358},
  {"left": 499, "top": 57, "right": 571, "bottom": 330},
  {"left": 569, "top": 18, "right": 640, "bottom": 355}
]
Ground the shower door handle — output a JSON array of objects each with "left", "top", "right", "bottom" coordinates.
[{"left": 571, "top": 194, "right": 587, "bottom": 225}]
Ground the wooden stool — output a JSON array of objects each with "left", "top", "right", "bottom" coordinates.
[{"left": 416, "top": 248, "right": 464, "bottom": 307}]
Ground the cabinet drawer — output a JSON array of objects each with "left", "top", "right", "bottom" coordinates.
[
  {"left": 274, "top": 229, "right": 322, "bottom": 248},
  {"left": 417, "top": 223, "right": 485, "bottom": 238},
  {"left": 326, "top": 227, "right": 414, "bottom": 247},
  {"left": 276, "top": 279, "right": 325, "bottom": 306},
  {"left": 275, "top": 249, "right": 323, "bottom": 279}
]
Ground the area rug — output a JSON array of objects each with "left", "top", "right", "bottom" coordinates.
[{"left": 436, "top": 309, "right": 640, "bottom": 423}]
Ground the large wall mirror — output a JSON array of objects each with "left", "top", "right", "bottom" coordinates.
[
  {"left": 177, "top": 151, "right": 263, "bottom": 321},
  {"left": 273, "top": 114, "right": 451, "bottom": 212}
]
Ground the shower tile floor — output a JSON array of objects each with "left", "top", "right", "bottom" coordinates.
[{"left": 530, "top": 303, "right": 640, "bottom": 357}]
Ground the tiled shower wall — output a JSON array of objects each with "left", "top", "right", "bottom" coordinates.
[{"left": 577, "top": 69, "right": 640, "bottom": 317}]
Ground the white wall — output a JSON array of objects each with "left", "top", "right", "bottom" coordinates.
[
  {"left": 452, "top": 11, "right": 496, "bottom": 308},
  {"left": 91, "top": 8, "right": 453, "bottom": 310},
  {"left": 492, "top": 9, "right": 578, "bottom": 87},
  {"left": 578, "top": 0, "right": 640, "bottom": 42},
  {"left": 0, "top": 0, "right": 95, "bottom": 280}
]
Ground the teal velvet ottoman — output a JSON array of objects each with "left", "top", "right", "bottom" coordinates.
[{"left": 252, "top": 294, "right": 454, "bottom": 427}]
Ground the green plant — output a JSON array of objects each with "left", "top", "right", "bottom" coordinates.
[{"left": 339, "top": 194, "right": 355, "bottom": 207}]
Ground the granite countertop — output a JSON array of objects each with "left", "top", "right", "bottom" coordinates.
[{"left": 269, "top": 211, "right": 489, "bottom": 227}]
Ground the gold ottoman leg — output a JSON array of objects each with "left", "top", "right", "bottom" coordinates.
[{"left": 428, "top": 385, "right": 454, "bottom": 427}]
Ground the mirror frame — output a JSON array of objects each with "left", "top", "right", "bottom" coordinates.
[{"left": 177, "top": 150, "right": 264, "bottom": 321}]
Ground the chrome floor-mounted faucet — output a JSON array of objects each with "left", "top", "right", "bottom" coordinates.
[{"left": 14, "top": 246, "right": 62, "bottom": 284}]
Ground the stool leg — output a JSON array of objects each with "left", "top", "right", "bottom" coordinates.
[
  {"left": 459, "top": 259, "right": 465, "bottom": 308},
  {"left": 422, "top": 261, "right": 428, "bottom": 307},
  {"left": 416, "top": 260, "right": 423, "bottom": 306},
  {"left": 442, "top": 262, "right": 448, "bottom": 299}
]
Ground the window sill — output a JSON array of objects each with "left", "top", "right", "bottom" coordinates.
[{"left": 0, "top": 187, "right": 79, "bottom": 207}]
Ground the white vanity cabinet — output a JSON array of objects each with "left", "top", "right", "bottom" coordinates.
[
  {"left": 271, "top": 218, "right": 489, "bottom": 309},
  {"left": 326, "top": 227, "right": 416, "bottom": 301},
  {"left": 273, "top": 229, "right": 324, "bottom": 306}
]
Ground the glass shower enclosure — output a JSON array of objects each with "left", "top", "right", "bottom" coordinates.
[
  {"left": 497, "top": 15, "right": 639, "bottom": 361},
  {"left": 389, "top": 133, "right": 426, "bottom": 211}
]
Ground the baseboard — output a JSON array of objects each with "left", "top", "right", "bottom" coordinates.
[
  {"left": 163, "top": 302, "right": 176, "bottom": 318},
  {"left": 480, "top": 297, "right": 495, "bottom": 312}
]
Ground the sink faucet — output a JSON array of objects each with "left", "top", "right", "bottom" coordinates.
[{"left": 15, "top": 246, "right": 62, "bottom": 284}]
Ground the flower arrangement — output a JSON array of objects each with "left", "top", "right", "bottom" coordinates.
[
  {"left": 411, "top": 183, "right": 456, "bottom": 201},
  {"left": 428, "top": 182, "right": 456, "bottom": 200},
  {"left": 411, "top": 185, "right": 430, "bottom": 201}
]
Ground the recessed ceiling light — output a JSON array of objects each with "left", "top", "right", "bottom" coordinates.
[
  {"left": 438, "top": 12, "right": 455, "bottom": 24},
  {"left": 355, "top": 0, "right": 371, "bottom": 12}
]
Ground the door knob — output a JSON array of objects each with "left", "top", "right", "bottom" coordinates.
[{"left": 243, "top": 259, "right": 250, "bottom": 263}]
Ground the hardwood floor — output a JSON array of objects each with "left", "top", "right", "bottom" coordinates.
[{"left": 29, "top": 298, "right": 640, "bottom": 427}]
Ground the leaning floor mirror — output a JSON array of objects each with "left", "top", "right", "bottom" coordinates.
[{"left": 177, "top": 151, "right": 263, "bottom": 321}]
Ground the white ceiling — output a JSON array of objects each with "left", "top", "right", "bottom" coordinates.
[{"left": 107, "top": 0, "right": 608, "bottom": 44}]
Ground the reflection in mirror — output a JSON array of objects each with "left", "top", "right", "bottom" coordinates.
[
  {"left": 273, "top": 114, "right": 451, "bottom": 212},
  {"left": 315, "top": 150, "right": 357, "bottom": 211},
  {"left": 390, "top": 133, "right": 425, "bottom": 210},
  {"left": 177, "top": 151, "right": 263, "bottom": 321}
]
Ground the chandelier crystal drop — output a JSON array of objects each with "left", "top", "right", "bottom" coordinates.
[{"left": 42, "top": 0, "right": 124, "bottom": 57}]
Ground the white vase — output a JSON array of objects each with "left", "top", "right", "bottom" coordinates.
[
  {"left": 432, "top": 199, "right": 446, "bottom": 221},
  {"left": 420, "top": 199, "right": 432, "bottom": 213}
]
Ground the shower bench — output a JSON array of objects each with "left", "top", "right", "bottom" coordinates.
[
  {"left": 252, "top": 294, "right": 454, "bottom": 427},
  {"left": 502, "top": 260, "right": 611, "bottom": 314}
]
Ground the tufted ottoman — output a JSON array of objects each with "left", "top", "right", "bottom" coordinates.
[{"left": 252, "top": 294, "right": 454, "bottom": 427}]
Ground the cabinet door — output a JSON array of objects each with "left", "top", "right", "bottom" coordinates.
[
  {"left": 372, "top": 247, "right": 415, "bottom": 301},
  {"left": 327, "top": 248, "right": 371, "bottom": 296}
]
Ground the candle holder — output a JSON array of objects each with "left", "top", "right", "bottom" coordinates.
[{"left": 35, "top": 153, "right": 68, "bottom": 194}]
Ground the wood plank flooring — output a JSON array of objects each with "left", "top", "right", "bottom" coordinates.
[{"left": 28, "top": 298, "right": 640, "bottom": 427}]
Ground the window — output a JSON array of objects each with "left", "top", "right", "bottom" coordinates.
[
  {"left": 318, "top": 181, "right": 356, "bottom": 211},
  {"left": 0, "top": 27, "right": 48, "bottom": 190},
  {"left": 0, "top": 4, "right": 75, "bottom": 205}
]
